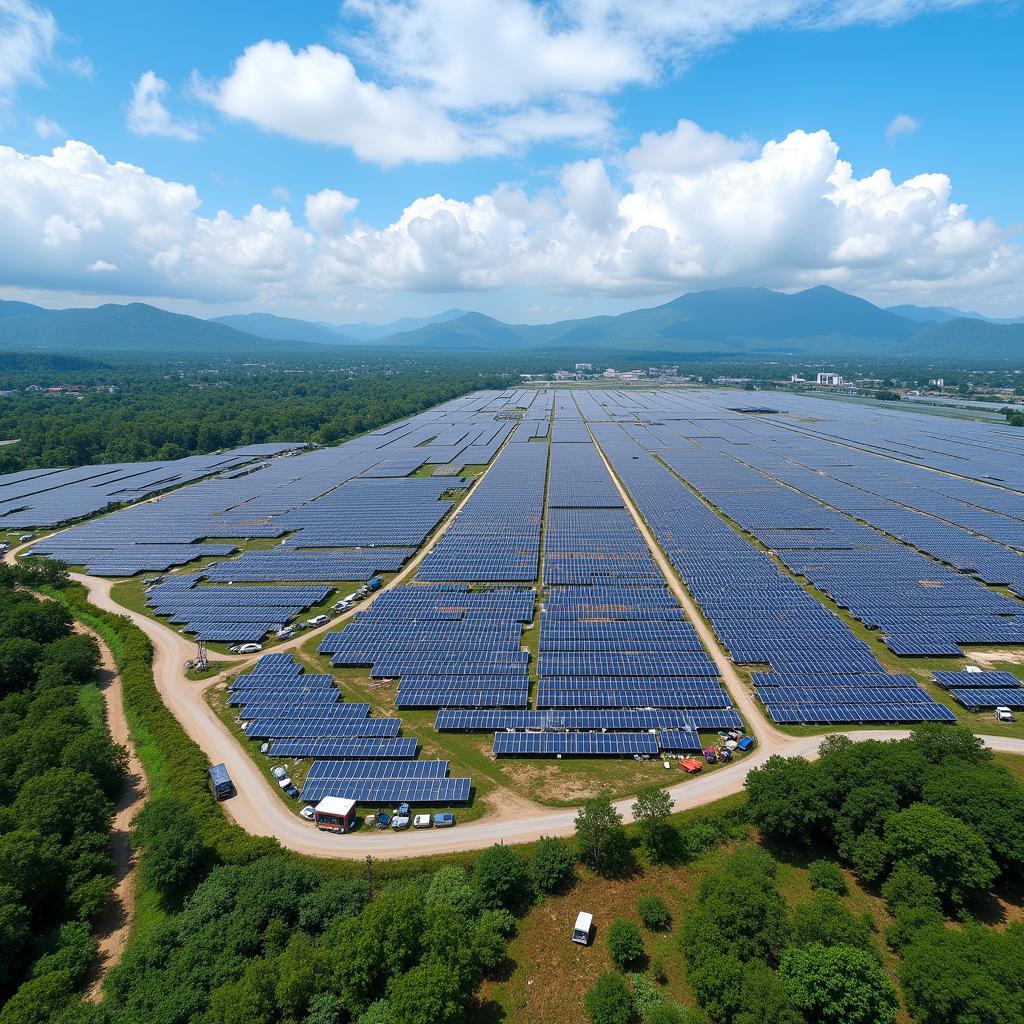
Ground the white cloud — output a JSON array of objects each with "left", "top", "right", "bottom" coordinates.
[
  {"left": 0, "top": 131, "right": 1021, "bottom": 315},
  {"left": 127, "top": 71, "right": 200, "bottom": 141},
  {"left": 271, "top": 185, "right": 290, "bottom": 202},
  {"left": 625, "top": 119, "right": 756, "bottom": 178},
  {"left": 87, "top": 259, "right": 117, "bottom": 272},
  {"left": 305, "top": 188, "right": 358, "bottom": 237},
  {"left": 886, "top": 112, "right": 921, "bottom": 142},
  {"left": 0, "top": 0, "right": 55, "bottom": 98},
  {"left": 33, "top": 114, "right": 61, "bottom": 138},
  {"left": 201, "top": 41, "right": 465, "bottom": 166},
  {"left": 200, "top": 0, "right": 989, "bottom": 166}
]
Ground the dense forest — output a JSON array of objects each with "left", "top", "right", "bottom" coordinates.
[
  {"left": 0, "top": 560, "right": 126, "bottom": 1011},
  {"left": 0, "top": 353, "right": 516, "bottom": 473}
]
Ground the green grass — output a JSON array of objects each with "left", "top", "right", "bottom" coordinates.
[{"left": 77, "top": 681, "right": 105, "bottom": 730}]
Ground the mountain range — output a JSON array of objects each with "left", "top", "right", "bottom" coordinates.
[{"left": 0, "top": 287, "right": 1020, "bottom": 360}]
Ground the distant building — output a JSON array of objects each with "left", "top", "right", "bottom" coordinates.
[
  {"left": 575, "top": 362, "right": 592, "bottom": 371},
  {"left": 602, "top": 369, "right": 617, "bottom": 378},
  {"left": 790, "top": 374, "right": 806, "bottom": 383},
  {"left": 816, "top": 372, "right": 843, "bottom": 386},
  {"left": 929, "top": 378, "right": 945, "bottom": 387}
]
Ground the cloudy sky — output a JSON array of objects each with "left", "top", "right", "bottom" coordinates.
[{"left": 0, "top": 0, "right": 1021, "bottom": 323}]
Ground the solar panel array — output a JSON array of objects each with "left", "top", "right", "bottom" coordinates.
[
  {"left": 932, "top": 669, "right": 1024, "bottom": 709},
  {"left": 319, "top": 585, "right": 534, "bottom": 708}
]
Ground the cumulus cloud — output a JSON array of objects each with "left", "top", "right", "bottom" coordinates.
[
  {"left": 305, "top": 188, "right": 358, "bottom": 237},
  {"left": 127, "top": 71, "right": 200, "bottom": 141},
  {"left": 87, "top": 259, "right": 117, "bottom": 272},
  {"left": 200, "top": 0, "right": 989, "bottom": 166},
  {"left": 0, "top": 131, "right": 1020, "bottom": 314},
  {"left": 0, "top": 0, "right": 56, "bottom": 99},
  {"left": 886, "top": 112, "right": 921, "bottom": 142}
]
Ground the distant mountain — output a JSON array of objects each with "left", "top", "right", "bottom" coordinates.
[
  {"left": 0, "top": 300, "right": 47, "bottom": 320},
  {"left": 901, "top": 318, "right": 1024, "bottom": 360},
  {"left": 0, "top": 303, "right": 318, "bottom": 354},
  {"left": 332, "top": 309, "right": 469, "bottom": 342},
  {"left": 887, "top": 303, "right": 1024, "bottom": 326},
  {"left": 384, "top": 286, "right": 920, "bottom": 354},
  {"left": 212, "top": 312, "right": 355, "bottom": 345}
]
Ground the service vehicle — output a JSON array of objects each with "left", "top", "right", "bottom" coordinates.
[
  {"left": 209, "top": 762, "right": 233, "bottom": 800},
  {"left": 236, "top": 643, "right": 263, "bottom": 654},
  {"left": 284, "top": 783, "right": 299, "bottom": 799},
  {"left": 995, "top": 706, "right": 1017, "bottom": 723},
  {"left": 275, "top": 626, "right": 296, "bottom": 639},
  {"left": 433, "top": 812, "right": 456, "bottom": 827},
  {"left": 375, "top": 812, "right": 391, "bottom": 830},
  {"left": 413, "top": 813, "right": 432, "bottom": 829},
  {"left": 276, "top": 775, "right": 292, "bottom": 789},
  {"left": 736, "top": 736, "right": 755, "bottom": 752},
  {"left": 271, "top": 765, "right": 288, "bottom": 779},
  {"left": 572, "top": 911, "right": 594, "bottom": 946},
  {"left": 300, "top": 805, "right": 315, "bottom": 821},
  {"left": 306, "top": 614, "right": 330, "bottom": 627},
  {"left": 391, "top": 815, "right": 411, "bottom": 831},
  {"left": 396, "top": 802, "right": 411, "bottom": 817}
]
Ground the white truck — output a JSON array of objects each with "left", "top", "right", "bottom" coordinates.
[{"left": 572, "top": 911, "right": 593, "bottom": 946}]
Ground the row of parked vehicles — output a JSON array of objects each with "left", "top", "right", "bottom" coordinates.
[{"left": 677, "top": 731, "right": 754, "bottom": 773}]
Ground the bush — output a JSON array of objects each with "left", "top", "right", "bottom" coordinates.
[
  {"left": 881, "top": 864, "right": 941, "bottom": 915},
  {"left": 807, "top": 860, "right": 847, "bottom": 895},
  {"left": 636, "top": 893, "right": 671, "bottom": 932},
  {"left": 650, "top": 958, "right": 667, "bottom": 985},
  {"left": 531, "top": 836, "right": 575, "bottom": 894},
  {"left": 585, "top": 972, "right": 633, "bottom": 1024},
  {"left": 790, "top": 891, "right": 872, "bottom": 950},
  {"left": 606, "top": 918, "right": 645, "bottom": 970},
  {"left": 630, "top": 972, "right": 665, "bottom": 1021}
]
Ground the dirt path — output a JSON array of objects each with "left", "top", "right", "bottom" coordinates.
[{"left": 76, "top": 622, "right": 149, "bottom": 1002}]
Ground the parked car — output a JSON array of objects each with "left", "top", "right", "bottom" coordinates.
[
  {"left": 300, "top": 805, "right": 315, "bottom": 820},
  {"left": 433, "top": 812, "right": 456, "bottom": 828},
  {"left": 375, "top": 812, "right": 391, "bottom": 830},
  {"left": 396, "top": 802, "right": 411, "bottom": 818},
  {"left": 703, "top": 748, "right": 718, "bottom": 764},
  {"left": 236, "top": 643, "right": 263, "bottom": 654},
  {"left": 259, "top": 742, "right": 270, "bottom": 755},
  {"left": 995, "top": 706, "right": 1017, "bottom": 723},
  {"left": 306, "top": 614, "right": 330, "bottom": 627},
  {"left": 275, "top": 626, "right": 296, "bottom": 639},
  {"left": 391, "top": 815, "right": 411, "bottom": 831},
  {"left": 413, "top": 814, "right": 432, "bottom": 829},
  {"left": 276, "top": 776, "right": 292, "bottom": 789},
  {"left": 271, "top": 765, "right": 288, "bottom": 779},
  {"left": 284, "top": 784, "right": 299, "bottom": 799},
  {"left": 679, "top": 758, "right": 703, "bottom": 774},
  {"left": 736, "top": 736, "right": 755, "bottom": 752}
]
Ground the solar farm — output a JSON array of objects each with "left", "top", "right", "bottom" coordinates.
[{"left": 10, "top": 385, "right": 1024, "bottom": 817}]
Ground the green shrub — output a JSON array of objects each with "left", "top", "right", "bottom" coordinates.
[
  {"left": 531, "top": 836, "right": 575, "bottom": 894},
  {"left": 606, "top": 918, "right": 645, "bottom": 970},
  {"left": 807, "top": 860, "right": 847, "bottom": 895},
  {"left": 585, "top": 972, "right": 633, "bottom": 1024},
  {"left": 636, "top": 893, "right": 671, "bottom": 931}
]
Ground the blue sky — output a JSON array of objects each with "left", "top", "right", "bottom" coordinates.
[{"left": 0, "top": 0, "right": 1021, "bottom": 322}]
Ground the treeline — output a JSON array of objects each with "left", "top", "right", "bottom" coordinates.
[
  {"left": 0, "top": 561, "right": 126, "bottom": 1012},
  {"left": 738, "top": 727, "right": 1024, "bottom": 1024},
  {"left": 0, "top": 355, "right": 515, "bottom": 472}
]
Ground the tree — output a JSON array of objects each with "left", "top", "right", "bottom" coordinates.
[
  {"left": 388, "top": 961, "right": 466, "bottom": 1024},
  {"left": 900, "top": 923, "right": 1024, "bottom": 1024},
  {"left": 636, "top": 893, "right": 670, "bottom": 932},
  {"left": 37, "top": 634, "right": 100, "bottom": 686},
  {"left": 0, "top": 970, "right": 74, "bottom": 1024},
  {"left": 473, "top": 843, "right": 531, "bottom": 911},
  {"left": 736, "top": 959, "right": 804, "bottom": 1024},
  {"left": 880, "top": 864, "right": 941, "bottom": 915},
  {"left": 584, "top": 972, "right": 633, "bottom": 1024},
  {"left": 0, "top": 637, "right": 43, "bottom": 694},
  {"left": 425, "top": 866, "right": 480, "bottom": 917},
  {"left": 575, "top": 793, "right": 629, "bottom": 876},
  {"left": 606, "top": 918, "right": 645, "bottom": 970},
  {"left": 745, "top": 756, "right": 826, "bottom": 844},
  {"left": 132, "top": 796, "right": 210, "bottom": 905},
  {"left": 632, "top": 786, "right": 676, "bottom": 863},
  {"left": 0, "top": 885, "right": 30, "bottom": 989},
  {"left": 909, "top": 724, "right": 990, "bottom": 766},
  {"left": 883, "top": 804, "right": 997, "bottom": 908},
  {"left": 778, "top": 943, "right": 899, "bottom": 1024},
  {"left": 531, "top": 836, "right": 575, "bottom": 894}
]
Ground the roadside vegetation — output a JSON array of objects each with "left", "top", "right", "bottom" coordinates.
[{"left": 0, "top": 560, "right": 126, "bottom": 1017}]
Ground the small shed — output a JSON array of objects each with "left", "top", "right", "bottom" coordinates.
[{"left": 314, "top": 796, "right": 357, "bottom": 833}]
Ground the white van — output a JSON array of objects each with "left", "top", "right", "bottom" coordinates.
[
  {"left": 413, "top": 814, "right": 432, "bottom": 829},
  {"left": 995, "top": 706, "right": 1017, "bottom": 723},
  {"left": 572, "top": 911, "right": 593, "bottom": 946}
]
